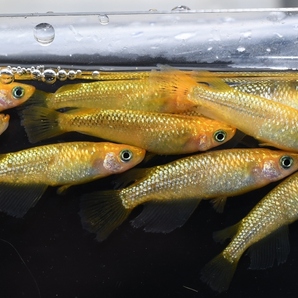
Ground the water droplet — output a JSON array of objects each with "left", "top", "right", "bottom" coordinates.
[
  {"left": 0, "top": 69, "right": 14, "bottom": 84},
  {"left": 41, "top": 69, "right": 57, "bottom": 84},
  {"left": 92, "top": 71, "right": 100, "bottom": 79},
  {"left": 267, "top": 11, "right": 287, "bottom": 22},
  {"left": 57, "top": 70, "right": 68, "bottom": 81},
  {"left": 98, "top": 15, "right": 109, "bottom": 25},
  {"left": 237, "top": 46, "right": 246, "bottom": 53},
  {"left": 242, "top": 31, "right": 252, "bottom": 39},
  {"left": 67, "top": 70, "right": 76, "bottom": 80},
  {"left": 34, "top": 23, "right": 55, "bottom": 46},
  {"left": 171, "top": 5, "right": 191, "bottom": 11},
  {"left": 31, "top": 69, "right": 42, "bottom": 80}
]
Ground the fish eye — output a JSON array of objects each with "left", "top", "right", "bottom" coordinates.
[
  {"left": 213, "top": 130, "right": 227, "bottom": 143},
  {"left": 12, "top": 86, "right": 25, "bottom": 99},
  {"left": 280, "top": 156, "right": 294, "bottom": 169},
  {"left": 120, "top": 149, "right": 133, "bottom": 162}
]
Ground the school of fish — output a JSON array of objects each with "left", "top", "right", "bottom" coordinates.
[{"left": 2, "top": 67, "right": 298, "bottom": 293}]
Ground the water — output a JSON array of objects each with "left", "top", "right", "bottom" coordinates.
[{"left": 0, "top": 65, "right": 297, "bottom": 298}]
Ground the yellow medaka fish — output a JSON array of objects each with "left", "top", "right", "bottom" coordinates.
[
  {"left": 0, "top": 82, "right": 35, "bottom": 111},
  {"left": 21, "top": 107, "right": 236, "bottom": 155},
  {"left": 79, "top": 148, "right": 298, "bottom": 241},
  {"left": 0, "top": 142, "right": 145, "bottom": 218},
  {"left": 25, "top": 70, "right": 198, "bottom": 113},
  {"left": 201, "top": 170, "right": 298, "bottom": 293},
  {"left": 0, "top": 114, "right": 9, "bottom": 135},
  {"left": 188, "top": 74, "right": 298, "bottom": 152}
]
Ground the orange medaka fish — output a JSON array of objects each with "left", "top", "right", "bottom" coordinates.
[
  {"left": 0, "top": 82, "right": 35, "bottom": 111},
  {"left": 0, "top": 114, "right": 9, "bottom": 135},
  {"left": 188, "top": 73, "right": 298, "bottom": 152},
  {"left": 21, "top": 107, "right": 236, "bottom": 155},
  {"left": 79, "top": 148, "right": 298, "bottom": 242},
  {"left": 25, "top": 70, "right": 198, "bottom": 113},
  {"left": 0, "top": 142, "right": 145, "bottom": 218},
  {"left": 201, "top": 170, "right": 298, "bottom": 293}
]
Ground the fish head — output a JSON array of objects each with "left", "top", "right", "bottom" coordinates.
[
  {"left": 0, "top": 82, "right": 35, "bottom": 111},
  {"left": 195, "top": 125, "right": 236, "bottom": 151},
  {"left": 93, "top": 144, "right": 146, "bottom": 175},
  {"left": 251, "top": 150, "right": 298, "bottom": 182}
]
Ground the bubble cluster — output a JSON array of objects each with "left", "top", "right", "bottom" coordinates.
[{"left": 0, "top": 66, "right": 87, "bottom": 84}]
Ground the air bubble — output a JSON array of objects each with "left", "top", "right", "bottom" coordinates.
[
  {"left": 76, "top": 70, "right": 82, "bottom": 77},
  {"left": 34, "top": 23, "right": 55, "bottom": 46},
  {"left": 171, "top": 6, "right": 191, "bottom": 11},
  {"left": 41, "top": 69, "right": 57, "bottom": 84},
  {"left": 0, "top": 69, "right": 14, "bottom": 84},
  {"left": 31, "top": 69, "right": 42, "bottom": 80},
  {"left": 98, "top": 15, "right": 109, "bottom": 25},
  {"left": 57, "top": 70, "right": 68, "bottom": 81},
  {"left": 92, "top": 71, "right": 100, "bottom": 79},
  {"left": 68, "top": 70, "right": 76, "bottom": 80}
]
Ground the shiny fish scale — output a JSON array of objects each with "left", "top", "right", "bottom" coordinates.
[
  {"left": 223, "top": 171, "right": 298, "bottom": 263},
  {"left": 191, "top": 83, "right": 298, "bottom": 151},
  {"left": 47, "top": 76, "right": 183, "bottom": 112},
  {"left": 120, "top": 149, "right": 281, "bottom": 209},
  {"left": 0, "top": 143, "right": 101, "bottom": 185},
  {"left": 231, "top": 79, "right": 298, "bottom": 109}
]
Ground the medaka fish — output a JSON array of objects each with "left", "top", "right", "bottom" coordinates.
[
  {"left": 201, "top": 170, "right": 298, "bottom": 293},
  {"left": 188, "top": 73, "right": 298, "bottom": 152},
  {"left": 0, "top": 142, "right": 145, "bottom": 218},
  {"left": 24, "top": 70, "right": 198, "bottom": 113},
  {"left": 79, "top": 148, "right": 298, "bottom": 241},
  {"left": 0, "top": 82, "right": 35, "bottom": 111},
  {"left": 21, "top": 107, "right": 236, "bottom": 155}
]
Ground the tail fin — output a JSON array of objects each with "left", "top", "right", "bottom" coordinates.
[
  {"left": 21, "top": 106, "right": 64, "bottom": 143},
  {"left": 201, "top": 253, "right": 238, "bottom": 293},
  {"left": 79, "top": 190, "right": 131, "bottom": 242}
]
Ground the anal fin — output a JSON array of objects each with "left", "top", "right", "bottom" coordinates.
[
  {"left": 247, "top": 225, "right": 290, "bottom": 270},
  {"left": 0, "top": 183, "right": 48, "bottom": 218},
  {"left": 130, "top": 199, "right": 201, "bottom": 233}
]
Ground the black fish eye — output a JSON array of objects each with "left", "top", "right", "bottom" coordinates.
[
  {"left": 213, "top": 130, "right": 227, "bottom": 142},
  {"left": 280, "top": 156, "right": 294, "bottom": 169},
  {"left": 12, "top": 86, "right": 25, "bottom": 99},
  {"left": 120, "top": 149, "right": 133, "bottom": 162}
]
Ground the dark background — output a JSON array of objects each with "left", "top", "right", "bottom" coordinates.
[{"left": 0, "top": 79, "right": 297, "bottom": 298}]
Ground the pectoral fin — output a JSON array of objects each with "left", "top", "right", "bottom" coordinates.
[
  {"left": 210, "top": 196, "right": 227, "bottom": 213},
  {"left": 0, "top": 183, "right": 48, "bottom": 218},
  {"left": 130, "top": 199, "right": 201, "bottom": 233}
]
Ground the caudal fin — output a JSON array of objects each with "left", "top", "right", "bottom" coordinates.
[
  {"left": 201, "top": 253, "right": 238, "bottom": 293},
  {"left": 79, "top": 190, "right": 132, "bottom": 241},
  {"left": 21, "top": 106, "right": 64, "bottom": 143}
]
